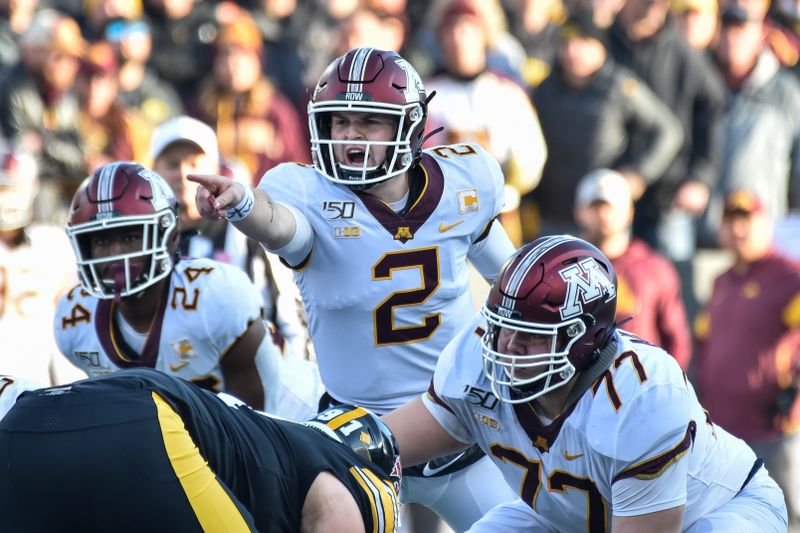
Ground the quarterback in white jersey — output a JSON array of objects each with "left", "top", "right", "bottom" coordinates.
[
  {"left": 189, "top": 47, "right": 519, "bottom": 531},
  {"left": 258, "top": 144, "right": 504, "bottom": 412},
  {"left": 386, "top": 236, "right": 788, "bottom": 532},
  {"left": 54, "top": 162, "right": 282, "bottom": 412}
]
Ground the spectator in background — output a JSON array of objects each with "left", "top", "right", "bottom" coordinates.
[
  {"left": 721, "top": 0, "right": 800, "bottom": 71},
  {"left": 506, "top": 0, "right": 566, "bottom": 88},
  {"left": 78, "top": 0, "right": 143, "bottom": 41},
  {"left": 575, "top": 169, "right": 691, "bottom": 369},
  {"left": 463, "top": 0, "right": 528, "bottom": 81},
  {"left": 0, "top": 141, "right": 86, "bottom": 386},
  {"left": 610, "top": 0, "right": 727, "bottom": 322},
  {"left": 425, "top": 0, "right": 547, "bottom": 246},
  {"left": 106, "top": 19, "right": 183, "bottom": 127},
  {"left": 694, "top": 188, "right": 800, "bottom": 532},
  {"left": 189, "top": 9, "right": 308, "bottom": 181},
  {"left": 76, "top": 41, "right": 152, "bottom": 173},
  {"left": 531, "top": 13, "right": 683, "bottom": 238},
  {"left": 770, "top": 0, "right": 800, "bottom": 76},
  {"left": 334, "top": 4, "right": 406, "bottom": 57},
  {"left": 673, "top": 0, "right": 720, "bottom": 51},
  {"left": 704, "top": 4, "right": 800, "bottom": 243},
  {"left": 0, "top": 0, "right": 38, "bottom": 68},
  {"left": 251, "top": 0, "right": 311, "bottom": 115},
  {"left": 143, "top": 0, "right": 217, "bottom": 105},
  {"left": 0, "top": 10, "right": 88, "bottom": 224},
  {"left": 571, "top": 0, "right": 626, "bottom": 28}
]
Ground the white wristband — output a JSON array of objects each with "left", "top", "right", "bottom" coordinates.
[{"left": 225, "top": 186, "right": 255, "bottom": 221}]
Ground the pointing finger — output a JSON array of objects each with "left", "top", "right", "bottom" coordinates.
[{"left": 187, "top": 173, "right": 228, "bottom": 195}]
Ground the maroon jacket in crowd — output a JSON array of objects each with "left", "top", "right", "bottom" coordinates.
[
  {"left": 695, "top": 250, "right": 800, "bottom": 443},
  {"left": 612, "top": 238, "right": 692, "bottom": 369}
]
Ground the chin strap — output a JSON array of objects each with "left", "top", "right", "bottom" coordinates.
[{"left": 419, "top": 126, "right": 445, "bottom": 146}]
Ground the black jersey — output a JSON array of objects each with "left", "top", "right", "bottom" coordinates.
[{"left": 1, "top": 369, "right": 398, "bottom": 532}]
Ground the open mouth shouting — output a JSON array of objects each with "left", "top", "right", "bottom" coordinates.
[{"left": 343, "top": 146, "right": 368, "bottom": 167}]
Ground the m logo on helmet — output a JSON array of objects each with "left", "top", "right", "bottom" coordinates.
[
  {"left": 559, "top": 258, "right": 616, "bottom": 320},
  {"left": 395, "top": 58, "right": 424, "bottom": 103},
  {"left": 137, "top": 167, "right": 174, "bottom": 211}
]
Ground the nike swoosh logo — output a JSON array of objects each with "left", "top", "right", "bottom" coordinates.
[
  {"left": 422, "top": 450, "right": 468, "bottom": 477},
  {"left": 169, "top": 361, "right": 189, "bottom": 372},
  {"left": 563, "top": 450, "right": 584, "bottom": 461},
  {"left": 439, "top": 220, "right": 464, "bottom": 233}
]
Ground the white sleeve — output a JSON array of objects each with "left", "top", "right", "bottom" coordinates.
[
  {"left": 466, "top": 499, "right": 557, "bottom": 533},
  {"left": 262, "top": 202, "right": 314, "bottom": 268},
  {"left": 612, "top": 458, "right": 687, "bottom": 517},
  {"left": 421, "top": 391, "right": 474, "bottom": 445},
  {"left": 467, "top": 220, "right": 515, "bottom": 283}
]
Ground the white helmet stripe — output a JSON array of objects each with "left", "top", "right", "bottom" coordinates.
[
  {"left": 97, "top": 161, "right": 123, "bottom": 216},
  {"left": 347, "top": 47, "right": 373, "bottom": 94},
  {"left": 500, "top": 235, "right": 575, "bottom": 309}
]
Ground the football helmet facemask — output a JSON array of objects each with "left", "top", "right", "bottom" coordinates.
[
  {"left": 67, "top": 162, "right": 178, "bottom": 301},
  {"left": 305, "top": 404, "right": 402, "bottom": 494},
  {"left": 481, "top": 235, "right": 618, "bottom": 404},
  {"left": 308, "top": 47, "right": 428, "bottom": 190}
]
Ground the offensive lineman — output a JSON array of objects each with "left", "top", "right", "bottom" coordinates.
[
  {"left": 54, "top": 162, "right": 280, "bottom": 411},
  {"left": 385, "top": 235, "right": 788, "bottom": 532},
  {"left": 189, "top": 47, "right": 519, "bottom": 529}
]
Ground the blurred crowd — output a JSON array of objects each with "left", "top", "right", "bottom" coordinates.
[{"left": 1, "top": 0, "right": 800, "bottom": 531}]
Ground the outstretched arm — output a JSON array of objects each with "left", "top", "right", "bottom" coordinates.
[
  {"left": 382, "top": 397, "right": 467, "bottom": 467},
  {"left": 187, "top": 173, "right": 297, "bottom": 250}
]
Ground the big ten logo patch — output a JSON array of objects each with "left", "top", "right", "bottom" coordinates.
[{"left": 333, "top": 226, "right": 361, "bottom": 238}]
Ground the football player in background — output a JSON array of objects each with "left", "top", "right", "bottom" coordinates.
[
  {"left": 151, "top": 115, "right": 322, "bottom": 419},
  {"left": 189, "top": 47, "right": 519, "bottom": 530},
  {"left": 385, "top": 235, "right": 788, "bottom": 532},
  {"left": 0, "top": 368, "right": 400, "bottom": 532},
  {"left": 0, "top": 141, "right": 87, "bottom": 385},
  {"left": 0, "top": 374, "right": 42, "bottom": 420},
  {"left": 53, "top": 162, "right": 277, "bottom": 411}
]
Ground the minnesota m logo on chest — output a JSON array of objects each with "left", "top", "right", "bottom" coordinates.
[
  {"left": 559, "top": 258, "right": 616, "bottom": 320},
  {"left": 394, "top": 226, "right": 413, "bottom": 241}
]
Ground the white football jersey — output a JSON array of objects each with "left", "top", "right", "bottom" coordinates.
[
  {"left": 0, "top": 374, "right": 43, "bottom": 421},
  {"left": 425, "top": 316, "right": 759, "bottom": 531},
  {"left": 0, "top": 225, "right": 86, "bottom": 385},
  {"left": 260, "top": 144, "right": 507, "bottom": 412},
  {"left": 54, "top": 258, "right": 265, "bottom": 392}
]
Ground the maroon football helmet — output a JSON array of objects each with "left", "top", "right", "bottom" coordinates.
[
  {"left": 308, "top": 47, "right": 428, "bottom": 188},
  {"left": 67, "top": 162, "right": 178, "bottom": 300},
  {"left": 481, "top": 235, "right": 618, "bottom": 403}
]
